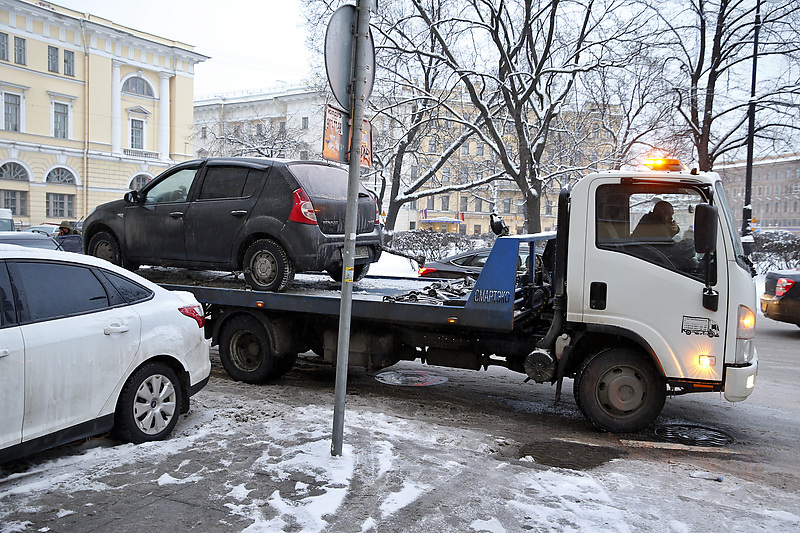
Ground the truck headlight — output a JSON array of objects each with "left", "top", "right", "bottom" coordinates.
[{"left": 735, "top": 305, "right": 756, "bottom": 365}]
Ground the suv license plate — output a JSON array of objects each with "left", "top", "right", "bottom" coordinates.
[{"left": 355, "top": 246, "right": 370, "bottom": 259}]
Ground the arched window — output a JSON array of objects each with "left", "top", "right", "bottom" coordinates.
[
  {"left": 130, "top": 174, "right": 151, "bottom": 190},
  {"left": 122, "top": 77, "right": 154, "bottom": 97},
  {"left": 46, "top": 167, "right": 75, "bottom": 184},
  {"left": 0, "top": 162, "right": 28, "bottom": 181}
]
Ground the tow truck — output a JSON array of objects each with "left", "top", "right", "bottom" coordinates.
[{"left": 141, "top": 159, "right": 758, "bottom": 432}]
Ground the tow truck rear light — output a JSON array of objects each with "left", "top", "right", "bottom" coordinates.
[
  {"left": 179, "top": 304, "right": 205, "bottom": 328},
  {"left": 288, "top": 189, "right": 318, "bottom": 225},
  {"left": 418, "top": 267, "right": 438, "bottom": 277},
  {"left": 643, "top": 157, "right": 683, "bottom": 171},
  {"left": 776, "top": 277, "right": 794, "bottom": 297}
]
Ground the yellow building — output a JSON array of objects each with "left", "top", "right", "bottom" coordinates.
[{"left": 0, "top": 0, "right": 206, "bottom": 228}]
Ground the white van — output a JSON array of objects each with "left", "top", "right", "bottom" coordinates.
[{"left": 0, "top": 208, "right": 13, "bottom": 231}]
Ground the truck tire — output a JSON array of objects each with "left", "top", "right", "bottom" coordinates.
[
  {"left": 218, "top": 314, "right": 295, "bottom": 383},
  {"left": 327, "top": 263, "right": 369, "bottom": 283},
  {"left": 113, "top": 362, "right": 183, "bottom": 444},
  {"left": 575, "top": 348, "right": 666, "bottom": 433},
  {"left": 243, "top": 239, "right": 294, "bottom": 292}
]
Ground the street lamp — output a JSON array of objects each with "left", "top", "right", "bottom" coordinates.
[{"left": 741, "top": 0, "right": 777, "bottom": 255}]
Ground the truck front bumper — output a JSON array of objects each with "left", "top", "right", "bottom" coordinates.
[{"left": 723, "top": 351, "right": 758, "bottom": 402}]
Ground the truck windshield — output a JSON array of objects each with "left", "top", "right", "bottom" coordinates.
[{"left": 714, "top": 181, "right": 749, "bottom": 272}]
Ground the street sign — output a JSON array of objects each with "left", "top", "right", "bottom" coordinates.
[
  {"left": 322, "top": 105, "right": 372, "bottom": 168},
  {"left": 324, "top": 4, "right": 375, "bottom": 111}
]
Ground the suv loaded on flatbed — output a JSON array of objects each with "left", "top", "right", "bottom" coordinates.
[{"left": 83, "top": 158, "right": 382, "bottom": 291}]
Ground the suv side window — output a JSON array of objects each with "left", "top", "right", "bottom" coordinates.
[
  {"left": 145, "top": 168, "right": 198, "bottom": 204},
  {"left": 198, "top": 166, "right": 264, "bottom": 200},
  {"left": 10, "top": 261, "right": 110, "bottom": 323}
]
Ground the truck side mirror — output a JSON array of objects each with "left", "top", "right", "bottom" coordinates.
[
  {"left": 124, "top": 190, "right": 140, "bottom": 204},
  {"left": 693, "top": 204, "right": 717, "bottom": 254}
]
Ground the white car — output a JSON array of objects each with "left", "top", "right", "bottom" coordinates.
[{"left": 0, "top": 244, "right": 211, "bottom": 463}]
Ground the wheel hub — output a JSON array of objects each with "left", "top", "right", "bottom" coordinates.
[
  {"left": 598, "top": 366, "right": 645, "bottom": 414},
  {"left": 252, "top": 252, "right": 277, "bottom": 284}
]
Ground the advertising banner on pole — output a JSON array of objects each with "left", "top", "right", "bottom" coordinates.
[{"left": 322, "top": 104, "right": 372, "bottom": 168}]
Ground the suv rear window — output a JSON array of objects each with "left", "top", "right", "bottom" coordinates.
[{"left": 288, "top": 163, "right": 353, "bottom": 199}]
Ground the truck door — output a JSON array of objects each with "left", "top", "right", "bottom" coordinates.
[{"left": 582, "top": 181, "right": 727, "bottom": 381}]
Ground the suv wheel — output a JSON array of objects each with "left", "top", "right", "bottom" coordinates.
[
  {"left": 243, "top": 239, "right": 295, "bottom": 292},
  {"left": 113, "top": 362, "right": 183, "bottom": 444},
  {"left": 88, "top": 231, "right": 123, "bottom": 267}
]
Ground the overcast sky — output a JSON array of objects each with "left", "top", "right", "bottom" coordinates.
[{"left": 56, "top": 0, "right": 314, "bottom": 98}]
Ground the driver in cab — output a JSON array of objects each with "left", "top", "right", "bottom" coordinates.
[{"left": 632, "top": 201, "right": 679, "bottom": 239}]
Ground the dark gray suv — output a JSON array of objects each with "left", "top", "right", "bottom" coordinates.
[{"left": 83, "top": 158, "right": 382, "bottom": 292}]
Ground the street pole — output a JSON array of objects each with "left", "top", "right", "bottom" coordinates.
[
  {"left": 741, "top": 0, "right": 762, "bottom": 255},
  {"left": 331, "top": 0, "right": 373, "bottom": 457}
]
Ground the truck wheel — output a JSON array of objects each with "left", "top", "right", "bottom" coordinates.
[
  {"left": 327, "top": 263, "right": 369, "bottom": 282},
  {"left": 218, "top": 315, "right": 277, "bottom": 383},
  {"left": 575, "top": 348, "right": 666, "bottom": 433},
  {"left": 89, "top": 231, "right": 124, "bottom": 267},
  {"left": 113, "top": 362, "right": 183, "bottom": 444},
  {"left": 273, "top": 352, "right": 298, "bottom": 378},
  {"left": 243, "top": 239, "right": 294, "bottom": 292}
]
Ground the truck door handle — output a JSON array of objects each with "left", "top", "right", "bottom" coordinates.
[
  {"left": 0, "top": 349, "right": 8, "bottom": 358},
  {"left": 104, "top": 324, "right": 130, "bottom": 335},
  {"left": 231, "top": 210, "right": 248, "bottom": 217},
  {"left": 590, "top": 282, "right": 607, "bottom": 310},
  {"left": 169, "top": 212, "right": 184, "bottom": 218}
]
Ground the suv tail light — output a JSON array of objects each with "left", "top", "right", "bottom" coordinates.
[
  {"left": 418, "top": 267, "right": 438, "bottom": 277},
  {"left": 776, "top": 277, "right": 794, "bottom": 297},
  {"left": 288, "top": 188, "right": 318, "bottom": 225},
  {"left": 179, "top": 305, "right": 205, "bottom": 328},
  {"left": 373, "top": 194, "right": 380, "bottom": 225}
]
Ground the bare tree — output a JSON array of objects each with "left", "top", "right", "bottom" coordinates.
[{"left": 656, "top": 0, "right": 800, "bottom": 170}]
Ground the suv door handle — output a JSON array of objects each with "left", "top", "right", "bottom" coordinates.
[
  {"left": 104, "top": 324, "right": 130, "bottom": 335},
  {"left": 169, "top": 212, "right": 184, "bottom": 218},
  {"left": 231, "top": 210, "right": 248, "bottom": 217}
]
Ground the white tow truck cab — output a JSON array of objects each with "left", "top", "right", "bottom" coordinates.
[{"left": 544, "top": 158, "right": 757, "bottom": 431}]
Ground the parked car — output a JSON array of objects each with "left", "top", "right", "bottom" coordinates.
[
  {"left": 83, "top": 158, "right": 382, "bottom": 292},
  {"left": 418, "top": 247, "right": 531, "bottom": 279},
  {"left": 760, "top": 268, "right": 800, "bottom": 327},
  {"left": 24, "top": 224, "right": 60, "bottom": 238},
  {"left": 0, "top": 231, "right": 60, "bottom": 250},
  {"left": 0, "top": 245, "right": 210, "bottom": 463}
]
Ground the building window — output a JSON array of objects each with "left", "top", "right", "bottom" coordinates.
[
  {"left": 410, "top": 199, "right": 417, "bottom": 210},
  {"left": 442, "top": 168, "right": 450, "bottom": 183},
  {"left": 427, "top": 196, "right": 435, "bottom": 210},
  {"left": 473, "top": 225, "right": 481, "bottom": 235},
  {"left": 13, "top": 37, "right": 25, "bottom": 65},
  {"left": 300, "top": 150, "right": 309, "bottom": 160},
  {"left": 503, "top": 199, "right": 511, "bottom": 213},
  {"left": 476, "top": 143, "right": 484, "bottom": 157},
  {"left": 201, "top": 126, "right": 207, "bottom": 139},
  {"left": 53, "top": 102, "right": 69, "bottom": 139},
  {"left": 475, "top": 198, "right": 482, "bottom": 212},
  {"left": 64, "top": 50, "right": 74, "bottom": 76},
  {"left": 256, "top": 122, "right": 263, "bottom": 135},
  {"left": 4, "top": 93, "right": 20, "bottom": 132},
  {"left": 302, "top": 117, "right": 309, "bottom": 130},
  {"left": 409, "top": 221, "right": 416, "bottom": 230},
  {"left": 0, "top": 33, "right": 7, "bottom": 61},
  {"left": 460, "top": 196, "right": 468, "bottom": 212},
  {"left": 461, "top": 143, "right": 469, "bottom": 156},
  {"left": 428, "top": 140, "right": 436, "bottom": 153},
  {"left": 122, "top": 77, "right": 154, "bottom": 97},
  {"left": 48, "top": 46, "right": 59, "bottom": 73},
  {"left": 0, "top": 162, "right": 27, "bottom": 181},
  {"left": 46, "top": 193, "right": 74, "bottom": 218},
  {"left": 46, "top": 167, "right": 75, "bottom": 184},
  {"left": 130, "top": 118, "right": 144, "bottom": 149},
  {"left": 279, "top": 121, "right": 286, "bottom": 133},
  {"left": 2, "top": 189, "right": 27, "bottom": 215},
  {"left": 441, "top": 196, "right": 450, "bottom": 211},
  {"left": 130, "top": 174, "right": 150, "bottom": 190}
]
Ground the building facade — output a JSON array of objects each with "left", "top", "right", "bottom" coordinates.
[
  {"left": 716, "top": 153, "right": 800, "bottom": 235},
  {"left": 0, "top": 0, "right": 206, "bottom": 228}
]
